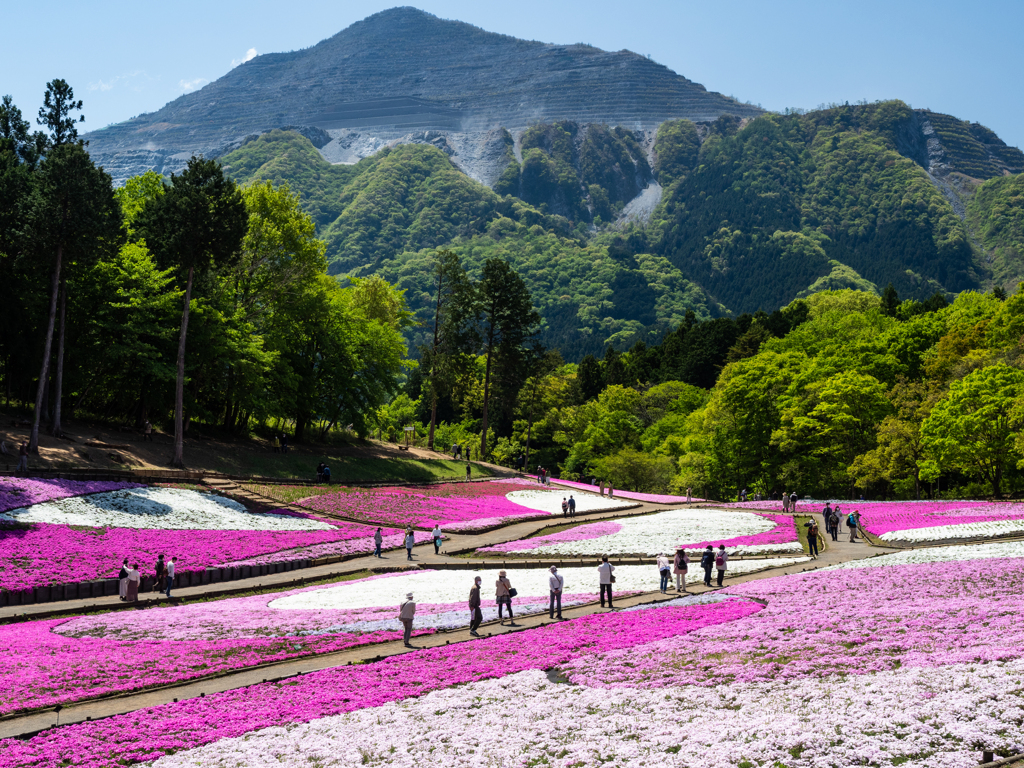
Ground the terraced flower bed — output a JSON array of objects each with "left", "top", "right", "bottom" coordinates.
[
  {"left": 8, "top": 539, "right": 1024, "bottom": 768},
  {"left": 731, "top": 498, "right": 1024, "bottom": 543},
  {"left": 0, "top": 480, "right": 420, "bottom": 595},
  {"left": 298, "top": 480, "right": 631, "bottom": 531},
  {"left": 479, "top": 507, "right": 802, "bottom": 556}
]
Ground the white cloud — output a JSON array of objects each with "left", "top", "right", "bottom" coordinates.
[
  {"left": 179, "top": 78, "right": 208, "bottom": 93},
  {"left": 88, "top": 71, "right": 149, "bottom": 92},
  {"left": 231, "top": 47, "right": 258, "bottom": 67}
]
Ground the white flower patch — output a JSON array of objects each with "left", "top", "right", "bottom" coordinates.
[
  {"left": 504, "top": 489, "right": 629, "bottom": 514},
  {"left": 151, "top": 660, "right": 1024, "bottom": 768},
  {"left": 0, "top": 487, "right": 334, "bottom": 531},
  {"left": 825, "top": 540, "right": 1024, "bottom": 570},
  {"left": 880, "top": 518, "right": 1024, "bottom": 543},
  {"left": 495, "top": 508, "right": 803, "bottom": 557},
  {"left": 270, "top": 559, "right": 806, "bottom": 614}
]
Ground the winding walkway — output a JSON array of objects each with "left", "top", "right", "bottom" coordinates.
[{"left": 0, "top": 492, "right": 893, "bottom": 739}]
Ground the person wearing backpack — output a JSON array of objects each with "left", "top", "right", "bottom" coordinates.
[
  {"left": 848, "top": 512, "right": 858, "bottom": 542},
  {"left": 673, "top": 548, "right": 689, "bottom": 592},
  {"left": 789, "top": 491, "right": 798, "bottom": 514},
  {"left": 829, "top": 511, "right": 840, "bottom": 542},
  {"left": 715, "top": 545, "right": 729, "bottom": 587},
  {"left": 700, "top": 545, "right": 714, "bottom": 587},
  {"left": 805, "top": 520, "right": 820, "bottom": 558},
  {"left": 561, "top": 498, "right": 569, "bottom": 517}
]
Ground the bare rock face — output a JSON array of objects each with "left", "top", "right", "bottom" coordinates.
[{"left": 84, "top": 7, "right": 761, "bottom": 184}]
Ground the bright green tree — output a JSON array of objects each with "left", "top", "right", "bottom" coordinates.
[
  {"left": 137, "top": 157, "right": 248, "bottom": 466},
  {"left": 922, "top": 363, "right": 1024, "bottom": 496}
]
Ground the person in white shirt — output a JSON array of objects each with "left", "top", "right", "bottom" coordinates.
[
  {"left": 715, "top": 545, "right": 730, "bottom": 587},
  {"left": 125, "top": 563, "right": 140, "bottom": 602},
  {"left": 431, "top": 525, "right": 443, "bottom": 555},
  {"left": 399, "top": 592, "right": 416, "bottom": 647},
  {"left": 548, "top": 565, "right": 564, "bottom": 619},
  {"left": 656, "top": 554, "right": 671, "bottom": 593},
  {"left": 598, "top": 556, "right": 616, "bottom": 609},
  {"left": 165, "top": 556, "right": 177, "bottom": 598}
]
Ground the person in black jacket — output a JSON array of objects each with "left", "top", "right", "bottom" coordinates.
[
  {"left": 469, "top": 576, "right": 483, "bottom": 636},
  {"left": 700, "top": 545, "right": 714, "bottom": 586}
]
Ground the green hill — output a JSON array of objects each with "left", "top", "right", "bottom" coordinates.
[{"left": 220, "top": 100, "right": 1024, "bottom": 359}]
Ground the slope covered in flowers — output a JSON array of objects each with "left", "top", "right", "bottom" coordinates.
[
  {"left": 479, "top": 507, "right": 801, "bottom": 556},
  {"left": 299, "top": 479, "right": 628, "bottom": 530},
  {"left": 0, "top": 480, "right": 413, "bottom": 592}
]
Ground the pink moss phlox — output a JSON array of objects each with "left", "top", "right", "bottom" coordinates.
[{"left": 0, "top": 600, "right": 760, "bottom": 767}]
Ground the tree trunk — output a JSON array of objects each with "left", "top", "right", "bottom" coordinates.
[
  {"left": 427, "top": 270, "right": 443, "bottom": 450},
  {"left": 51, "top": 280, "right": 68, "bottom": 437},
  {"left": 480, "top": 338, "right": 494, "bottom": 460},
  {"left": 29, "top": 244, "right": 63, "bottom": 453},
  {"left": 171, "top": 264, "right": 195, "bottom": 468},
  {"left": 428, "top": 391, "right": 438, "bottom": 451}
]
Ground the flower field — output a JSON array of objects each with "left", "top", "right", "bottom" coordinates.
[
  {"left": 299, "top": 480, "right": 630, "bottom": 530},
  {"left": 542, "top": 476, "right": 701, "bottom": 503},
  {"left": 730, "top": 498, "right": 1024, "bottom": 543},
  {"left": 479, "top": 507, "right": 802, "bottom": 556},
  {"left": 0, "top": 480, "right": 422, "bottom": 592}
]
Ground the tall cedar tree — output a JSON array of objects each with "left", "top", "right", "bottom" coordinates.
[
  {"left": 423, "top": 249, "right": 479, "bottom": 449},
  {"left": 137, "top": 157, "right": 247, "bottom": 467},
  {"left": 28, "top": 80, "right": 121, "bottom": 449},
  {"left": 477, "top": 258, "right": 540, "bottom": 459}
]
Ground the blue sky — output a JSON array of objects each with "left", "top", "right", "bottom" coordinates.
[{"left": 3, "top": 0, "right": 1022, "bottom": 150}]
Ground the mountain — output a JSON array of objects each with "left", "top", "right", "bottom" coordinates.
[
  {"left": 84, "top": 6, "right": 760, "bottom": 184},
  {"left": 83, "top": 8, "right": 1024, "bottom": 360}
]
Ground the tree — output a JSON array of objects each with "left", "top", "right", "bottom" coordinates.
[
  {"left": 37, "top": 79, "right": 84, "bottom": 149},
  {"left": 476, "top": 258, "right": 539, "bottom": 459},
  {"left": 593, "top": 448, "right": 675, "bottom": 493},
  {"left": 137, "top": 157, "right": 247, "bottom": 466},
  {"left": 922, "top": 363, "right": 1024, "bottom": 496},
  {"left": 25, "top": 141, "right": 121, "bottom": 447},
  {"left": 848, "top": 379, "right": 938, "bottom": 498},
  {"left": 422, "top": 249, "right": 478, "bottom": 449},
  {"left": 880, "top": 283, "right": 900, "bottom": 317},
  {"left": 577, "top": 354, "right": 603, "bottom": 400}
]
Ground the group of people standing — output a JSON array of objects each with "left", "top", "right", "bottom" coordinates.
[
  {"left": 560, "top": 495, "right": 577, "bottom": 517},
  {"left": 117, "top": 554, "right": 177, "bottom": 602},
  {"left": 656, "top": 545, "right": 731, "bottom": 590}
]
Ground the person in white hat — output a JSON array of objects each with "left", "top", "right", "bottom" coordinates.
[
  {"left": 399, "top": 592, "right": 416, "bottom": 647},
  {"left": 548, "top": 565, "right": 564, "bottom": 619}
]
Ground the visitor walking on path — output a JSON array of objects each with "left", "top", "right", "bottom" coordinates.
[
  {"left": 431, "top": 525, "right": 443, "bottom": 555},
  {"left": 848, "top": 512, "right": 859, "bottom": 542},
  {"left": 165, "top": 556, "right": 177, "bottom": 597},
  {"left": 674, "top": 548, "right": 689, "bottom": 592},
  {"left": 700, "top": 545, "right": 714, "bottom": 586},
  {"left": 568, "top": 495, "right": 576, "bottom": 518},
  {"left": 548, "top": 565, "right": 564, "bottom": 619},
  {"left": 829, "top": 510, "right": 840, "bottom": 541},
  {"left": 125, "top": 563, "right": 140, "bottom": 602},
  {"left": 715, "top": 545, "right": 730, "bottom": 587},
  {"left": 118, "top": 558, "right": 129, "bottom": 601},
  {"left": 782, "top": 491, "right": 789, "bottom": 513},
  {"left": 316, "top": 463, "right": 325, "bottom": 483},
  {"left": 143, "top": 421, "right": 153, "bottom": 442},
  {"left": 805, "top": 520, "right": 820, "bottom": 558},
  {"left": 373, "top": 527, "right": 383, "bottom": 557},
  {"left": 405, "top": 529, "right": 415, "bottom": 560},
  {"left": 835, "top": 505, "right": 843, "bottom": 533},
  {"left": 822, "top": 503, "right": 833, "bottom": 537},
  {"left": 469, "top": 576, "right": 483, "bottom": 636},
  {"left": 153, "top": 554, "right": 166, "bottom": 594},
  {"left": 657, "top": 553, "right": 671, "bottom": 593},
  {"left": 686, "top": 487, "right": 692, "bottom": 503},
  {"left": 496, "top": 570, "right": 517, "bottom": 626},
  {"left": 598, "top": 556, "right": 616, "bottom": 609},
  {"left": 790, "top": 491, "right": 799, "bottom": 513},
  {"left": 561, "top": 498, "right": 569, "bottom": 517},
  {"left": 465, "top": 463, "right": 471, "bottom": 482},
  {"left": 16, "top": 442, "right": 29, "bottom": 472},
  {"left": 399, "top": 592, "right": 416, "bottom": 647}
]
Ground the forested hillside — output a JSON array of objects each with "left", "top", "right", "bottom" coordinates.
[{"left": 221, "top": 100, "right": 1024, "bottom": 359}]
